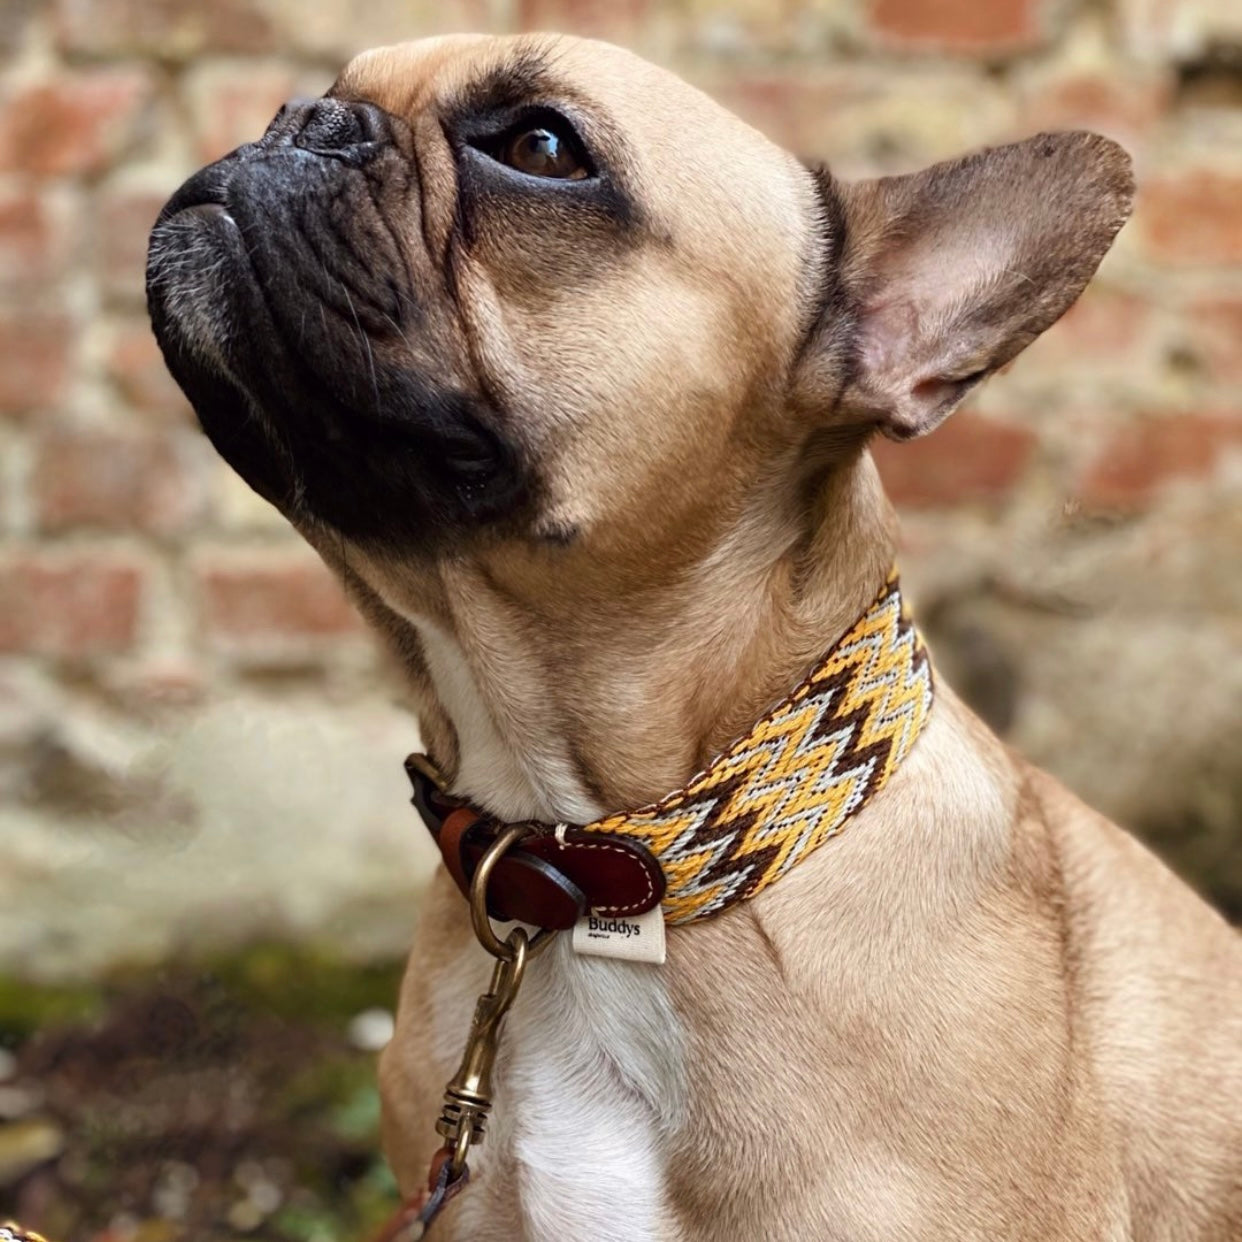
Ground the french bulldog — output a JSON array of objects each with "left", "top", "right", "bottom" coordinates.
[{"left": 147, "top": 34, "right": 1242, "bottom": 1242}]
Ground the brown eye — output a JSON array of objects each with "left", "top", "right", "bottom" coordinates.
[{"left": 503, "top": 127, "right": 588, "bottom": 180}]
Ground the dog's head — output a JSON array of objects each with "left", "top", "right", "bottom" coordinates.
[{"left": 148, "top": 32, "right": 1132, "bottom": 576}]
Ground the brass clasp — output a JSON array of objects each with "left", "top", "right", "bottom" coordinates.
[
  {"left": 433, "top": 824, "right": 556, "bottom": 1180},
  {"left": 436, "top": 926, "right": 528, "bottom": 1176}
]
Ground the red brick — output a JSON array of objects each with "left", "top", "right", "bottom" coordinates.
[
  {"left": 1035, "top": 286, "right": 1152, "bottom": 364},
  {"left": 54, "top": 0, "right": 276, "bottom": 58},
  {"left": 0, "top": 312, "right": 73, "bottom": 419},
  {"left": 0, "top": 188, "right": 71, "bottom": 289},
  {"left": 1079, "top": 414, "right": 1242, "bottom": 510},
  {"left": 0, "top": 70, "right": 153, "bottom": 177},
  {"left": 1020, "top": 72, "right": 1171, "bottom": 146},
  {"left": 1137, "top": 172, "right": 1242, "bottom": 266},
  {"left": 187, "top": 64, "right": 296, "bottom": 163},
  {"left": 197, "top": 555, "right": 363, "bottom": 642},
  {"left": 867, "top": 0, "right": 1043, "bottom": 53},
  {"left": 0, "top": 552, "right": 143, "bottom": 656},
  {"left": 871, "top": 412, "right": 1037, "bottom": 507},
  {"left": 33, "top": 427, "right": 207, "bottom": 535},
  {"left": 705, "top": 70, "right": 855, "bottom": 156},
  {"left": 516, "top": 0, "right": 652, "bottom": 42},
  {"left": 103, "top": 320, "right": 193, "bottom": 423},
  {"left": 96, "top": 187, "right": 165, "bottom": 306}
]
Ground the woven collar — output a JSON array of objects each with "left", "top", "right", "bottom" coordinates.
[
  {"left": 412, "top": 572, "right": 933, "bottom": 927},
  {"left": 590, "top": 571, "right": 933, "bottom": 922}
]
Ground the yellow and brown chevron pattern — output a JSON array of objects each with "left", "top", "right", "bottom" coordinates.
[
  {"left": 2, "top": 1225, "right": 51, "bottom": 1242},
  {"left": 592, "top": 572, "right": 934, "bottom": 923}
]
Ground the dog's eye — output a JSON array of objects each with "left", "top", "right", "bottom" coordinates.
[
  {"left": 464, "top": 108, "right": 596, "bottom": 182},
  {"left": 501, "top": 126, "right": 588, "bottom": 180}
]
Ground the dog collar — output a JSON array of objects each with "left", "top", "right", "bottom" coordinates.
[{"left": 407, "top": 571, "right": 933, "bottom": 928}]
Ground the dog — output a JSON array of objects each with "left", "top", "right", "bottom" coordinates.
[{"left": 147, "top": 33, "right": 1242, "bottom": 1241}]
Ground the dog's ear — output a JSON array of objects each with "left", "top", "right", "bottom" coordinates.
[{"left": 798, "top": 132, "right": 1134, "bottom": 440}]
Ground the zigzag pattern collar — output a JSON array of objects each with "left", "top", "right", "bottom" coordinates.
[
  {"left": 591, "top": 571, "right": 934, "bottom": 923},
  {"left": 410, "top": 572, "right": 934, "bottom": 929}
]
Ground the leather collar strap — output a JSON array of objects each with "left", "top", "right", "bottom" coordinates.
[
  {"left": 407, "top": 571, "right": 933, "bottom": 929},
  {"left": 407, "top": 765, "right": 666, "bottom": 930}
]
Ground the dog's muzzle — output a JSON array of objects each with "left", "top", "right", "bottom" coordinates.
[{"left": 145, "top": 94, "right": 529, "bottom": 547}]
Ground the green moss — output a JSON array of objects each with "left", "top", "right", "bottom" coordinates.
[
  {"left": 0, "top": 943, "right": 406, "bottom": 1048},
  {"left": 275, "top": 1056, "right": 378, "bottom": 1126},
  {"left": 0, "top": 975, "right": 105, "bottom": 1044},
  {"left": 191, "top": 942, "right": 405, "bottom": 1026},
  {"left": 0, "top": 946, "right": 410, "bottom": 1237}
]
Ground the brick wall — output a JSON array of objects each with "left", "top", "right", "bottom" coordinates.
[{"left": 1, "top": 0, "right": 1239, "bottom": 973}]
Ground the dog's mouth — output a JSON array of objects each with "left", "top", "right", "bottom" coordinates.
[{"left": 146, "top": 97, "right": 530, "bottom": 548}]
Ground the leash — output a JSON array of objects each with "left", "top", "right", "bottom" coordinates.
[{"left": 370, "top": 806, "right": 557, "bottom": 1240}]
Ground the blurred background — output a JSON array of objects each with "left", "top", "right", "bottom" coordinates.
[{"left": 0, "top": 0, "right": 1239, "bottom": 1236}]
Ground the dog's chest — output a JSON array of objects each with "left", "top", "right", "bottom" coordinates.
[{"left": 449, "top": 939, "right": 687, "bottom": 1242}]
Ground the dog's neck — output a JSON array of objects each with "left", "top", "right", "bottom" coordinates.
[{"left": 349, "top": 448, "right": 897, "bottom": 824}]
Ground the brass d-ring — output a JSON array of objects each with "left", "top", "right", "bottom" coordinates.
[{"left": 469, "top": 825, "right": 557, "bottom": 960}]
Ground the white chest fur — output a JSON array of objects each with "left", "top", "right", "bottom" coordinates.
[
  {"left": 499, "top": 941, "right": 685, "bottom": 1240},
  {"left": 424, "top": 904, "right": 686, "bottom": 1242}
]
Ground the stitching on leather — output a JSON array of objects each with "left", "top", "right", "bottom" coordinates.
[{"left": 559, "top": 838, "right": 657, "bottom": 915}]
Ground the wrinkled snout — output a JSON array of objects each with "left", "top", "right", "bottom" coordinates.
[{"left": 145, "top": 92, "right": 526, "bottom": 547}]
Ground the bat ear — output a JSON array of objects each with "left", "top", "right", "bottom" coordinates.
[{"left": 796, "top": 132, "right": 1134, "bottom": 439}]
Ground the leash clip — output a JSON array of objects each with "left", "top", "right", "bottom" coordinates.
[
  {"left": 436, "top": 925, "right": 529, "bottom": 1178},
  {"left": 431, "top": 827, "right": 558, "bottom": 1197}
]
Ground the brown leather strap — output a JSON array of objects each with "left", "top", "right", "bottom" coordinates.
[
  {"left": 437, "top": 809, "right": 476, "bottom": 897},
  {"left": 405, "top": 756, "right": 666, "bottom": 931},
  {"left": 369, "top": 1146, "right": 467, "bottom": 1241},
  {"left": 457, "top": 812, "right": 589, "bottom": 927}
]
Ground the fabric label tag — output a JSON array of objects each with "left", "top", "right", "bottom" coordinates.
[{"left": 571, "top": 906, "right": 666, "bottom": 964}]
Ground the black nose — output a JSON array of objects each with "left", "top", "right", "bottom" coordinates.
[
  {"left": 265, "top": 96, "right": 394, "bottom": 158},
  {"left": 297, "top": 97, "right": 365, "bottom": 150}
]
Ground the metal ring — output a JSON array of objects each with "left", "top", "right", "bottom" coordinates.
[
  {"left": 497, "top": 925, "right": 529, "bottom": 1001},
  {"left": 469, "top": 825, "right": 558, "bottom": 960},
  {"left": 495, "top": 921, "right": 555, "bottom": 973},
  {"left": 406, "top": 751, "right": 449, "bottom": 793}
]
